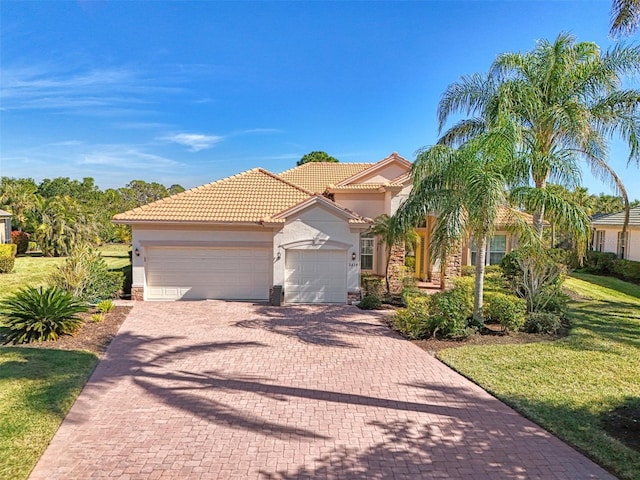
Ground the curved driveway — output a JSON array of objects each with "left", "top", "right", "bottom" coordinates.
[{"left": 30, "top": 302, "right": 614, "bottom": 479}]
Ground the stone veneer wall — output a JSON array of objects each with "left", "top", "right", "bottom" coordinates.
[
  {"left": 387, "top": 243, "right": 406, "bottom": 295},
  {"left": 131, "top": 287, "right": 144, "bottom": 301}
]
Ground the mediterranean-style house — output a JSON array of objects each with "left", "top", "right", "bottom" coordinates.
[
  {"left": 113, "top": 153, "right": 522, "bottom": 303},
  {"left": 591, "top": 206, "right": 640, "bottom": 261}
]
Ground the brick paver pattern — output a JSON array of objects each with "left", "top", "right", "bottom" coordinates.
[{"left": 29, "top": 302, "right": 615, "bottom": 479}]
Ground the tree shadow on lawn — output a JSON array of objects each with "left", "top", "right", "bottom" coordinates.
[
  {"left": 235, "top": 304, "right": 394, "bottom": 348},
  {"left": 566, "top": 303, "right": 640, "bottom": 351}
]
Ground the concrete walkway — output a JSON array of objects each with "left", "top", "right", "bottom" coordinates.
[{"left": 30, "top": 302, "right": 615, "bottom": 479}]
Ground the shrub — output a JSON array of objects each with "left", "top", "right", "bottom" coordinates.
[
  {"left": 96, "top": 299, "right": 115, "bottom": 313},
  {"left": 484, "top": 292, "right": 526, "bottom": 332},
  {"left": 461, "top": 265, "right": 475, "bottom": 276},
  {"left": 428, "top": 283, "right": 473, "bottom": 338},
  {"left": 11, "top": 231, "right": 30, "bottom": 255},
  {"left": 49, "top": 249, "right": 123, "bottom": 302},
  {"left": 538, "top": 287, "right": 569, "bottom": 317},
  {"left": 404, "top": 255, "right": 416, "bottom": 272},
  {"left": 361, "top": 274, "right": 385, "bottom": 298},
  {"left": 90, "top": 313, "right": 104, "bottom": 323},
  {"left": 0, "top": 243, "right": 17, "bottom": 257},
  {"left": 393, "top": 308, "right": 429, "bottom": 339},
  {"left": 358, "top": 295, "right": 382, "bottom": 310},
  {"left": 612, "top": 259, "right": 640, "bottom": 284},
  {"left": 582, "top": 251, "right": 617, "bottom": 275},
  {"left": 0, "top": 256, "right": 15, "bottom": 274},
  {"left": 523, "top": 312, "right": 562, "bottom": 334},
  {"left": 0, "top": 286, "right": 87, "bottom": 344}
]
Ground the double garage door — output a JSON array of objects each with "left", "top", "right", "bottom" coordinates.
[
  {"left": 145, "top": 246, "right": 347, "bottom": 303},
  {"left": 145, "top": 247, "right": 271, "bottom": 301}
]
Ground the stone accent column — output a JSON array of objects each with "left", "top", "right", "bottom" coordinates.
[
  {"left": 131, "top": 287, "right": 144, "bottom": 301},
  {"left": 442, "top": 247, "right": 462, "bottom": 290},
  {"left": 387, "top": 242, "right": 406, "bottom": 295}
]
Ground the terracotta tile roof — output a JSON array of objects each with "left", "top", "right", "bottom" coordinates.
[
  {"left": 495, "top": 206, "right": 536, "bottom": 226},
  {"left": 328, "top": 183, "right": 387, "bottom": 191},
  {"left": 113, "top": 168, "right": 313, "bottom": 224},
  {"left": 279, "top": 163, "right": 374, "bottom": 193}
]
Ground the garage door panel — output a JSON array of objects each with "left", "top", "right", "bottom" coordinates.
[
  {"left": 285, "top": 250, "right": 347, "bottom": 304},
  {"left": 146, "top": 247, "right": 271, "bottom": 301}
]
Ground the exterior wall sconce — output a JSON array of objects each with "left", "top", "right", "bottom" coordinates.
[
  {"left": 351, "top": 252, "right": 357, "bottom": 261},
  {"left": 134, "top": 248, "right": 140, "bottom": 257},
  {"left": 276, "top": 251, "right": 281, "bottom": 261}
]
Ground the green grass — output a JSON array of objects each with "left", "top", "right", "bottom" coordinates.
[
  {"left": 0, "top": 348, "right": 98, "bottom": 480},
  {"left": 438, "top": 275, "right": 640, "bottom": 480},
  {"left": 0, "top": 244, "right": 130, "bottom": 302}
]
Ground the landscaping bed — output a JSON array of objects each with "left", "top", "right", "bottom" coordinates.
[{"left": 16, "top": 305, "right": 132, "bottom": 354}]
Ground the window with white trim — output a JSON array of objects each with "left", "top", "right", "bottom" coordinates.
[
  {"left": 470, "top": 235, "right": 508, "bottom": 266},
  {"left": 617, "top": 231, "right": 628, "bottom": 259},
  {"left": 595, "top": 230, "right": 605, "bottom": 252},
  {"left": 360, "top": 234, "right": 374, "bottom": 270}
]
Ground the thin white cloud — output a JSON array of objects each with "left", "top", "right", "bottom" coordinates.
[
  {"left": 79, "top": 148, "right": 181, "bottom": 168},
  {"left": 162, "top": 133, "right": 223, "bottom": 151},
  {"left": 48, "top": 140, "right": 84, "bottom": 146}
]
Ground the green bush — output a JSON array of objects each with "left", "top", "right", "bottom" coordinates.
[
  {"left": 0, "top": 256, "right": 15, "bottom": 274},
  {"left": 404, "top": 255, "right": 416, "bottom": 272},
  {"left": 582, "top": 251, "right": 617, "bottom": 275},
  {"left": 428, "top": 283, "right": 473, "bottom": 338},
  {"left": 612, "top": 259, "right": 640, "bottom": 284},
  {"left": 538, "top": 287, "right": 569, "bottom": 317},
  {"left": 11, "top": 231, "right": 30, "bottom": 255},
  {"left": 96, "top": 299, "right": 115, "bottom": 313},
  {"left": 361, "top": 274, "right": 385, "bottom": 298},
  {"left": 49, "top": 249, "right": 123, "bottom": 302},
  {"left": 0, "top": 243, "right": 17, "bottom": 257},
  {"left": 484, "top": 292, "right": 526, "bottom": 332},
  {"left": 523, "top": 312, "right": 562, "bottom": 334},
  {"left": 393, "top": 308, "right": 429, "bottom": 339},
  {"left": 90, "top": 313, "right": 104, "bottom": 323},
  {"left": 0, "top": 286, "right": 88, "bottom": 344},
  {"left": 358, "top": 295, "right": 382, "bottom": 310},
  {"left": 500, "top": 249, "right": 522, "bottom": 284},
  {"left": 461, "top": 265, "right": 475, "bottom": 276}
]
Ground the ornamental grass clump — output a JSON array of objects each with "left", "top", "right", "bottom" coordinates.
[{"left": 0, "top": 286, "right": 88, "bottom": 344}]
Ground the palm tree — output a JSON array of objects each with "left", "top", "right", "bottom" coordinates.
[
  {"left": 610, "top": 0, "right": 640, "bottom": 37},
  {"left": 394, "top": 121, "right": 528, "bottom": 324},
  {"left": 438, "top": 33, "right": 640, "bottom": 246},
  {"left": 370, "top": 214, "right": 418, "bottom": 294}
]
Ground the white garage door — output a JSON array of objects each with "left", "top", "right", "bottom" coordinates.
[
  {"left": 145, "top": 247, "right": 271, "bottom": 300},
  {"left": 285, "top": 250, "right": 347, "bottom": 304}
]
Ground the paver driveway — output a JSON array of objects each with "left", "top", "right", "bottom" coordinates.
[{"left": 30, "top": 302, "right": 614, "bottom": 480}]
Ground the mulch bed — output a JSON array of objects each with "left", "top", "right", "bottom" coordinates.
[{"left": 20, "top": 306, "right": 132, "bottom": 355}]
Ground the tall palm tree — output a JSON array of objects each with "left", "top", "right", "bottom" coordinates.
[
  {"left": 611, "top": 0, "right": 640, "bottom": 37},
  {"left": 438, "top": 33, "right": 640, "bottom": 244},
  {"left": 370, "top": 214, "right": 418, "bottom": 294},
  {"left": 394, "top": 121, "right": 529, "bottom": 324}
]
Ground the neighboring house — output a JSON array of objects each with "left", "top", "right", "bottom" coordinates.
[
  {"left": 113, "top": 152, "right": 525, "bottom": 303},
  {"left": 591, "top": 206, "right": 640, "bottom": 261},
  {"left": 0, "top": 209, "right": 12, "bottom": 244}
]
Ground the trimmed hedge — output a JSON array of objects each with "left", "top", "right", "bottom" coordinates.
[
  {"left": 582, "top": 251, "right": 640, "bottom": 284},
  {"left": 0, "top": 256, "right": 15, "bottom": 274},
  {"left": 11, "top": 231, "right": 30, "bottom": 255},
  {"left": 0, "top": 243, "right": 17, "bottom": 257},
  {"left": 484, "top": 292, "right": 526, "bottom": 332}
]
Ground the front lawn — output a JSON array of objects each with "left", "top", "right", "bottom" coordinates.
[
  {"left": 438, "top": 274, "right": 640, "bottom": 480},
  {"left": 0, "top": 348, "right": 98, "bottom": 480},
  {"left": 0, "top": 244, "right": 130, "bottom": 302}
]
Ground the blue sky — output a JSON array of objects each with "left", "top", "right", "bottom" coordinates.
[{"left": 1, "top": 1, "right": 638, "bottom": 198}]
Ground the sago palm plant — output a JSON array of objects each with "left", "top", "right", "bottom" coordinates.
[{"left": 0, "top": 286, "right": 87, "bottom": 344}]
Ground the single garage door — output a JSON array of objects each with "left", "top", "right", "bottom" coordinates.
[
  {"left": 285, "top": 250, "right": 347, "bottom": 304},
  {"left": 145, "top": 247, "right": 271, "bottom": 300}
]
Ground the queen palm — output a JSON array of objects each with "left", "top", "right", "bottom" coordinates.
[
  {"left": 438, "top": 33, "right": 640, "bottom": 244},
  {"left": 610, "top": 0, "right": 640, "bottom": 37},
  {"left": 394, "top": 121, "right": 528, "bottom": 324}
]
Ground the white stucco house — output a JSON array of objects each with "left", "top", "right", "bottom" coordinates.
[
  {"left": 0, "top": 209, "right": 12, "bottom": 244},
  {"left": 113, "top": 153, "right": 413, "bottom": 303},
  {"left": 591, "top": 206, "right": 640, "bottom": 261}
]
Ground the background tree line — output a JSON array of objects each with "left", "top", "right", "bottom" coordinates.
[{"left": 0, "top": 177, "right": 184, "bottom": 256}]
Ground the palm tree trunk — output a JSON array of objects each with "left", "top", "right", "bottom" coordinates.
[
  {"left": 473, "top": 234, "right": 487, "bottom": 325},
  {"left": 385, "top": 250, "right": 391, "bottom": 294},
  {"left": 533, "top": 179, "right": 546, "bottom": 236}
]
